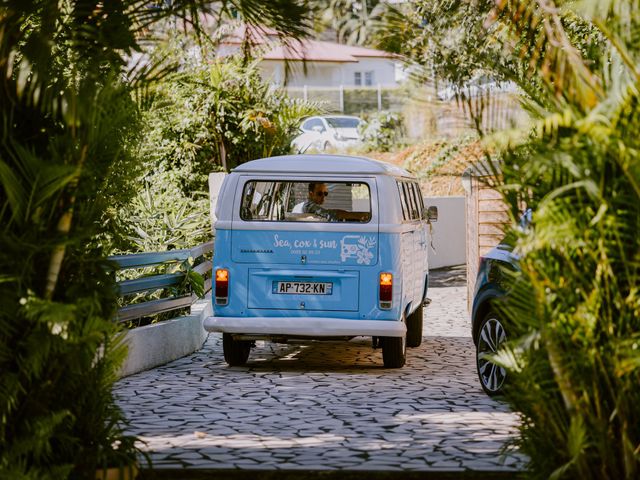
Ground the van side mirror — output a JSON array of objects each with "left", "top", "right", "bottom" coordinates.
[{"left": 423, "top": 206, "right": 438, "bottom": 222}]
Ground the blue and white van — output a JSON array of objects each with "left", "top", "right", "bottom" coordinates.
[{"left": 204, "top": 155, "right": 437, "bottom": 368}]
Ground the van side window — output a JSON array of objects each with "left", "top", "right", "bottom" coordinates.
[
  {"left": 397, "top": 182, "right": 409, "bottom": 221},
  {"left": 396, "top": 181, "right": 424, "bottom": 221},
  {"left": 402, "top": 182, "right": 418, "bottom": 220},
  {"left": 240, "top": 180, "right": 372, "bottom": 223},
  {"left": 411, "top": 182, "right": 424, "bottom": 218}
]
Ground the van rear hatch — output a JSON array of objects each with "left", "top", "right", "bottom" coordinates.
[{"left": 232, "top": 230, "right": 378, "bottom": 312}]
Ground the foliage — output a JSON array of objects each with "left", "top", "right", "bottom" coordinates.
[
  {"left": 377, "top": 0, "right": 640, "bottom": 477},
  {"left": 117, "top": 52, "right": 320, "bottom": 257},
  {"left": 206, "top": 58, "right": 322, "bottom": 170},
  {"left": 358, "top": 111, "right": 405, "bottom": 152},
  {"left": 0, "top": 1, "right": 312, "bottom": 478},
  {"left": 378, "top": 0, "right": 605, "bottom": 105},
  {"left": 313, "top": 0, "right": 390, "bottom": 46},
  {"left": 0, "top": 68, "right": 145, "bottom": 480},
  {"left": 402, "top": 136, "right": 478, "bottom": 182},
  {"left": 119, "top": 178, "right": 211, "bottom": 252},
  {"left": 444, "top": 1, "right": 639, "bottom": 478},
  {"left": 138, "top": 54, "right": 321, "bottom": 175}
]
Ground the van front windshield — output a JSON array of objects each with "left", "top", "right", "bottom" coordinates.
[{"left": 240, "top": 181, "right": 371, "bottom": 223}]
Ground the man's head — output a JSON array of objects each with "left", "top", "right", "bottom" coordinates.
[{"left": 308, "top": 182, "right": 329, "bottom": 205}]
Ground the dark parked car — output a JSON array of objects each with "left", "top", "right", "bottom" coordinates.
[{"left": 471, "top": 211, "right": 529, "bottom": 395}]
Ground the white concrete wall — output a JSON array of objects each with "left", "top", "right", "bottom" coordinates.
[
  {"left": 260, "top": 60, "right": 345, "bottom": 87},
  {"left": 424, "top": 196, "right": 466, "bottom": 269},
  {"left": 259, "top": 58, "right": 397, "bottom": 87},
  {"left": 118, "top": 295, "right": 212, "bottom": 378},
  {"left": 341, "top": 58, "right": 397, "bottom": 87}
]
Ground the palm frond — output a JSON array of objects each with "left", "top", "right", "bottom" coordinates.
[{"left": 493, "top": 0, "right": 604, "bottom": 111}]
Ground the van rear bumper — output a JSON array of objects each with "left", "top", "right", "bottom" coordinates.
[{"left": 203, "top": 316, "right": 406, "bottom": 337}]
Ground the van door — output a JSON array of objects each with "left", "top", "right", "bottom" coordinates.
[{"left": 231, "top": 177, "right": 378, "bottom": 313}]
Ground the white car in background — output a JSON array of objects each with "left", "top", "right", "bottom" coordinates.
[{"left": 291, "top": 115, "right": 362, "bottom": 153}]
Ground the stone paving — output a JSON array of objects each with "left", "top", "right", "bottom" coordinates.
[{"left": 115, "top": 266, "right": 525, "bottom": 472}]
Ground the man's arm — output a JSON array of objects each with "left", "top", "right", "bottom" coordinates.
[{"left": 302, "top": 201, "right": 338, "bottom": 221}]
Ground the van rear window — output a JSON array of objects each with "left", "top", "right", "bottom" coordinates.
[{"left": 240, "top": 181, "right": 371, "bottom": 223}]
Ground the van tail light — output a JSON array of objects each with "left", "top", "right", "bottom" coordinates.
[
  {"left": 215, "top": 268, "right": 229, "bottom": 305},
  {"left": 379, "top": 272, "right": 393, "bottom": 310}
]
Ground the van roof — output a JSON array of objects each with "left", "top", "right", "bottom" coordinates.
[{"left": 233, "top": 154, "right": 413, "bottom": 177}]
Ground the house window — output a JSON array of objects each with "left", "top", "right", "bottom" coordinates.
[
  {"left": 354, "top": 71, "right": 374, "bottom": 86},
  {"left": 364, "top": 71, "right": 373, "bottom": 86}
]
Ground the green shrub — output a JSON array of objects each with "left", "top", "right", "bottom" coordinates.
[
  {"left": 476, "top": 4, "right": 640, "bottom": 479},
  {"left": 378, "top": 1, "right": 639, "bottom": 476},
  {"left": 358, "top": 110, "right": 405, "bottom": 151},
  {"left": 117, "top": 56, "right": 321, "bottom": 255},
  {"left": 119, "top": 179, "right": 211, "bottom": 252},
  {"left": 0, "top": 75, "right": 144, "bottom": 479},
  {"left": 494, "top": 106, "right": 640, "bottom": 479},
  {"left": 138, "top": 56, "right": 321, "bottom": 178}
]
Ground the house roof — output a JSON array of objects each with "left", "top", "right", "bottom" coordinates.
[
  {"left": 221, "top": 24, "right": 280, "bottom": 45},
  {"left": 263, "top": 40, "right": 394, "bottom": 63},
  {"left": 221, "top": 25, "right": 395, "bottom": 63}
]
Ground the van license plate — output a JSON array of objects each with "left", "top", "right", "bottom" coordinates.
[{"left": 273, "top": 281, "right": 333, "bottom": 295}]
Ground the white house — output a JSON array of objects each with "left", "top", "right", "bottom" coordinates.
[
  {"left": 219, "top": 25, "right": 399, "bottom": 88},
  {"left": 260, "top": 40, "right": 398, "bottom": 88}
]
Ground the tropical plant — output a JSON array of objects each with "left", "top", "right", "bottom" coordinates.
[
  {"left": 118, "top": 52, "right": 320, "bottom": 260},
  {"left": 0, "top": 1, "right": 311, "bottom": 478},
  {"left": 206, "top": 58, "right": 322, "bottom": 169},
  {"left": 138, "top": 52, "right": 321, "bottom": 174},
  {"left": 358, "top": 110, "right": 405, "bottom": 152},
  {"left": 378, "top": 1, "right": 604, "bottom": 105},
  {"left": 484, "top": 2, "right": 640, "bottom": 478},
  {"left": 121, "top": 181, "right": 211, "bottom": 252},
  {"left": 321, "top": 0, "right": 387, "bottom": 45},
  {"left": 402, "top": 136, "right": 478, "bottom": 183},
  {"left": 376, "top": 0, "right": 639, "bottom": 477}
]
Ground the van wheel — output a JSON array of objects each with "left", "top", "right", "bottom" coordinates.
[
  {"left": 406, "top": 303, "right": 423, "bottom": 348},
  {"left": 223, "top": 333, "right": 251, "bottom": 366},
  {"left": 382, "top": 334, "right": 406, "bottom": 368}
]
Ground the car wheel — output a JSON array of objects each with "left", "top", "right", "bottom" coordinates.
[
  {"left": 476, "top": 311, "right": 507, "bottom": 395},
  {"left": 322, "top": 141, "right": 330, "bottom": 151},
  {"left": 223, "top": 333, "right": 251, "bottom": 366},
  {"left": 406, "top": 303, "right": 423, "bottom": 348}
]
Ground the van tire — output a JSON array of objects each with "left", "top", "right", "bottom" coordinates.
[
  {"left": 406, "top": 303, "right": 424, "bottom": 348},
  {"left": 382, "top": 335, "right": 406, "bottom": 368},
  {"left": 223, "top": 333, "right": 251, "bottom": 366}
]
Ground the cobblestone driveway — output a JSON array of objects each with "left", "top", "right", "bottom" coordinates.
[{"left": 115, "top": 267, "right": 524, "bottom": 473}]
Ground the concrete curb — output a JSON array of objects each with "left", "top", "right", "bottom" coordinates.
[
  {"left": 138, "top": 469, "right": 524, "bottom": 480},
  {"left": 119, "top": 294, "right": 212, "bottom": 378}
]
